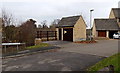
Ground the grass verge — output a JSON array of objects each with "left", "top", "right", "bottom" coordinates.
[
  {"left": 26, "top": 43, "right": 50, "bottom": 49},
  {"left": 3, "top": 43, "right": 50, "bottom": 56},
  {"left": 87, "top": 53, "right": 120, "bottom": 72}
]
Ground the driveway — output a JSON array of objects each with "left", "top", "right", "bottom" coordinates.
[
  {"left": 44, "top": 40, "right": 119, "bottom": 57},
  {"left": 2, "top": 40, "right": 118, "bottom": 71},
  {"left": 2, "top": 51, "right": 103, "bottom": 71},
  {"left": 63, "top": 40, "right": 119, "bottom": 57}
]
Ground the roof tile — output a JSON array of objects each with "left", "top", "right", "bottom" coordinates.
[
  {"left": 57, "top": 15, "right": 81, "bottom": 27},
  {"left": 95, "top": 19, "right": 120, "bottom": 30}
]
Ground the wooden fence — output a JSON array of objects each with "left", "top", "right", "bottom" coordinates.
[{"left": 36, "top": 31, "right": 57, "bottom": 41}]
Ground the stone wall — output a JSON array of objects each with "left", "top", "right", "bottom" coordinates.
[{"left": 73, "top": 16, "right": 86, "bottom": 41}]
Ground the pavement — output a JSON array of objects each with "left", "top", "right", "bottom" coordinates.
[
  {"left": 2, "top": 40, "right": 119, "bottom": 71},
  {"left": 45, "top": 40, "right": 119, "bottom": 57}
]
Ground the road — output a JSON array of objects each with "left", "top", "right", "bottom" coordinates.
[{"left": 2, "top": 40, "right": 119, "bottom": 71}]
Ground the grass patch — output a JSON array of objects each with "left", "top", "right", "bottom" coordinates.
[
  {"left": 26, "top": 43, "right": 50, "bottom": 49},
  {"left": 87, "top": 53, "right": 120, "bottom": 73}
]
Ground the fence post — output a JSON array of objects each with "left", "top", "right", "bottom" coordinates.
[
  {"left": 47, "top": 31, "right": 49, "bottom": 41},
  {"left": 17, "top": 45, "right": 19, "bottom": 52},
  {"left": 36, "top": 31, "right": 38, "bottom": 38},
  {"left": 5, "top": 45, "right": 6, "bottom": 53},
  {"left": 40, "top": 31, "right": 42, "bottom": 39},
  {"left": 55, "top": 31, "right": 57, "bottom": 40}
]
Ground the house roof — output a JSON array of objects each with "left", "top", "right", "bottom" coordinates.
[
  {"left": 94, "top": 19, "right": 120, "bottom": 31},
  {"left": 57, "top": 15, "right": 81, "bottom": 27},
  {"left": 112, "top": 8, "right": 120, "bottom": 18}
]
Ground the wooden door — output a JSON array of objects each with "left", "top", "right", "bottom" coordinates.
[
  {"left": 63, "top": 28, "right": 73, "bottom": 41},
  {"left": 98, "top": 31, "right": 106, "bottom": 37},
  {"left": 59, "top": 28, "right": 62, "bottom": 40}
]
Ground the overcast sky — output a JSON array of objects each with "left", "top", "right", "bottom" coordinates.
[{"left": 0, "top": 0, "right": 119, "bottom": 28}]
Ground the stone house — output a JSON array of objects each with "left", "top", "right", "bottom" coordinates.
[
  {"left": 109, "top": 8, "right": 120, "bottom": 27},
  {"left": 92, "top": 8, "right": 120, "bottom": 38},
  {"left": 56, "top": 15, "right": 86, "bottom": 42}
]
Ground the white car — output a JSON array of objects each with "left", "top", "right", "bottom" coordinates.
[{"left": 113, "top": 32, "right": 120, "bottom": 39}]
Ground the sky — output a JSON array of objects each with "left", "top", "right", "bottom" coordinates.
[{"left": 0, "top": 0, "right": 120, "bottom": 28}]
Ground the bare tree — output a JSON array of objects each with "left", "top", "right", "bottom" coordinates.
[
  {"left": 0, "top": 18, "right": 2, "bottom": 31},
  {"left": 2, "top": 9, "right": 14, "bottom": 26},
  {"left": 38, "top": 24, "right": 42, "bottom": 28},
  {"left": 2, "top": 9, "right": 18, "bottom": 42},
  {"left": 50, "top": 19, "right": 60, "bottom": 28},
  {"left": 41, "top": 20, "right": 48, "bottom": 28}
]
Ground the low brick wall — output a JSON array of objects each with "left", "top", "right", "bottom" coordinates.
[
  {"left": 35, "top": 38, "right": 42, "bottom": 45},
  {"left": 41, "top": 37, "right": 57, "bottom": 41}
]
